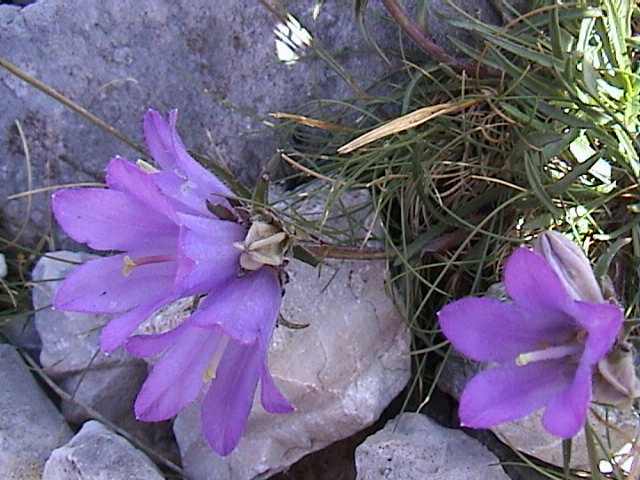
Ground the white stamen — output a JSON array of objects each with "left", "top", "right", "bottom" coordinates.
[
  {"left": 136, "top": 159, "right": 159, "bottom": 173},
  {"left": 516, "top": 344, "right": 582, "bottom": 366},
  {"left": 122, "top": 256, "right": 137, "bottom": 277},
  {"left": 203, "top": 335, "right": 231, "bottom": 382}
]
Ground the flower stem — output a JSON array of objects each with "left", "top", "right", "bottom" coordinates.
[{"left": 381, "top": 0, "right": 494, "bottom": 76}]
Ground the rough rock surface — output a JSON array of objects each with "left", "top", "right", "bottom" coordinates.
[
  {"left": 439, "top": 352, "right": 639, "bottom": 469},
  {"left": 42, "top": 421, "right": 164, "bottom": 480},
  {"left": 355, "top": 413, "right": 510, "bottom": 480},
  {"left": 0, "top": 0, "right": 399, "bottom": 245},
  {"left": 0, "top": 343, "right": 72, "bottom": 480},
  {"left": 172, "top": 258, "right": 410, "bottom": 480},
  {"left": 32, "top": 251, "right": 178, "bottom": 460}
]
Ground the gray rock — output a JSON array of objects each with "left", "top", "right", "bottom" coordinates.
[
  {"left": 59, "top": 362, "right": 148, "bottom": 424},
  {"left": 0, "top": 314, "right": 41, "bottom": 353},
  {"left": 355, "top": 413, "right": 510, "bottom": 480},
  {"left": 32, "top": 251, "right": 178, "bottom": 461},
  {"left": 42, "top": 420, "right": 164, "bottom": 480},
  {"left": 0, "top": 343, "right": 72, "bottom": 479},
  {"left": 0, "top": 0, "right": 397, "bottom": 246},
  {"left": 173, "top": 258, "right": 410, "bottom": 480},
  {"left": 439, "top": 352, "right": 639, "bottom": 469}
]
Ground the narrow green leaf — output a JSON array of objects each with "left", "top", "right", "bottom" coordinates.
[
  {"left": 593, "top": 237, "right": 632, "bottom": 282},
  {"left": 291, "top": 244, "right": 321, "bottom": 267},
  {"left": 562, "top": 438, "right": 572, "bottom": 479},
  {"left": 524, "top": 151, "right": 561, "bottom": 217},
  {"left": 582, "top": 55, "right": 601, "bottom": 98},
  {"left": 584, "top": 424, "right": 605, "bottom": 480},
  {"left": 547, "top": 151, "right": 604, "bottom": 195}
]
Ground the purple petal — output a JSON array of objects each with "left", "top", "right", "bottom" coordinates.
[
  {"left": 105, "top": 156, "right": 177, "bottom": 222},
  {"left": 144, "top": 109, "right": 232, "bottom": 211},
  {"left": 191, "top": 268, "right": 282, "bottom": 343},
  {"left": 153, "top": 171, "right": 212, "bottom": 217},
  {"left": 567, "top": 300, "right": 623, "bottom": 364},
  {"left": 504, "top": 248, "right": 573, "bottom": 319},
  {"left": 542, "top": 362, "right": 592, "bottom": 438},
  {"left": 167, "top": 112, "right": 233, "bottom": 202},
  {"left": 201, "top": 340, "right": 262, "bottom": 456},
  {"left": 125, "top": 320, "right": 190, "bottom": 358},
  {"left": 439, "top": 297, "right": 575, "bottom": 362},
  {"left": 534, "top": 231, "right": 604, "bottom": 303},
  {"left": 260, "top": 364, "right": 294, "bottom": 414},
  {"left": 459, "top": 360, "right": 575, "bottom": 429},
  {"left": 143, "top": 109, "right": 177, "bottom": 171},
  {"left": 52, "top": 188, "right": 176, "bottom": 253},
  {"left": 175, "top": 214, "right": 245, "bottom": 293},
  {"left": 100, "top": 299, "right": 171, "bottom": 353},
  {"left": 135, "top": 325, "right": 220, "bottom": 421},
  {"left": 54, "top": 254, "right": 177, "bottom": 313}
]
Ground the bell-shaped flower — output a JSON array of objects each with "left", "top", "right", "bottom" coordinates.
[
  {"left": 439, "top": 246, "right": 624, "bottom": 438},
  {"left": 53, "top": 109, "right": 293, "bottom": 456},
  {"left": 534, "top": 231, "right": 640, "bottom": 407},
  {"left": 52, "top": 156, "right": 184, "bottom": 353},
  {"left": 126, "top": 267, "right": 293, "bottom": 456}
]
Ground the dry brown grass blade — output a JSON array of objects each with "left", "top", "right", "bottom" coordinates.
[
  {"left": 270, "top": 112, "right": 353, "bottom": 132},
  {"left": 337, "top": 98, "right": 482, "bottom": 154},
  {"left": 7, "top": 183, "right": 107, "bottom": 200}
]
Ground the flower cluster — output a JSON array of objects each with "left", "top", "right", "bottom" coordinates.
[
  {"left": 439, "top": 232, "right": 626, "bottom": 438},
  {"left": 52, "top": 110, "right": 293, "bottom": 455}
]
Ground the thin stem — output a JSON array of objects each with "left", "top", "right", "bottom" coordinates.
[
  {"left": 0, "top": 57, "right": 144, "bottom": 154},
  {"left": 20, "top": 351, "right": 185, "bottom": 477},
  {"left": 381, "top": 0, "right": 493, "bottom": 76}
]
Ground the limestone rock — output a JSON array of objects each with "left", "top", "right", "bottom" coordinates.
[
  {"left": 0, "top": 344, "right": 72, "bottom": 480},
  {"left": 42, "top": 421, "right": 164, "bottom": 480},
  {"left": 173, "top": 258, "right": 410, "bottom": 480},
  {"left": 0, "top": 0, "right": 396, "bottom": 246},
  {"left": 355, "top": 413, "right": 510, "bottom": 480}
]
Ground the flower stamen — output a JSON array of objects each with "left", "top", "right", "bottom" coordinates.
[
  {"left": 515, "top": 343, "right": 582, "bottom": 367},
  {"left": 203, "top": 335, "right": 231, "bottom": 382},
  {"left": 122, "top": 255, "right": 173, "bottom": 277},
  {"left": 136, "top": 159, "right": 159, "bottom": 173}
]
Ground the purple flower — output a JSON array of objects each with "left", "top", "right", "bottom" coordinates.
[
  {"left": 438, "top": 246, "right": 623, "bottom": 438},
  {"left": 126, "top": 266, "right": 293, "bottom": 455},
  {"left": 52, "top": 109, "right": 293, "bottom": 455},
  {"left": 52, "top": 156, "right": 184, "bottom": 353}
]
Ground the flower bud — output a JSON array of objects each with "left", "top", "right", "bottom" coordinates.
[
  {"left": 533, "top": 230, "right": 604, "bottom": 303},
  {"left": 233, "top": 221, "right": 288, "bottom": 271},
  {"left": 594, "top": 341, "right": 640, "bottom": 408}
]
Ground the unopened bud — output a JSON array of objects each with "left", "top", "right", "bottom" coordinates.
[
  {"left": 233, "top": 221, "right": 288, "bottom": 271},
  {"left": 533, "top": 230, "right": 604, "bottom": 303},
  {"left": 594, "top": 341, "right": 640, "bottom": 408}
]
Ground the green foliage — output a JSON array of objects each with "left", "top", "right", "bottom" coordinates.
[{"left": 275, "top": 1, "right": 640, "bottom": 476}]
